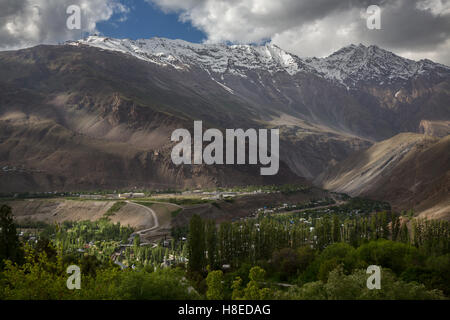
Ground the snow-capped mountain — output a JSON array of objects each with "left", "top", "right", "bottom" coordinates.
[
  {"left": 70, "top": 36, "right": 449, "bottom": 88},
  {"left": 1, "top": 37, "right": 449, "bottom": 192},
  {"left": 70, "top": 36, "right": 307, "bottom": 76},
  {"left": 305, "top": 44, "right": 450, "bottom": 87}
]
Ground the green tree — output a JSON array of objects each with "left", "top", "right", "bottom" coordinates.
[
  {"left": 187, "top": 215, "right": 206, "bottom": 274},
  {"left": 319, "top": 242, "right": 356, "bottom": 273},
  {"left": 282, "top": 266, "right": 445, "bottom": 300},
  {"left": 205, "top": 220, "right": 218, "bottom": 270},
  {"left": 399, "top": 222, "right": 409, "bottom": 244},
  {"left": 391, "top": 215, "right": 401, "bottom": 241},
  {"left": 0, "top": 244, "right": 72, "bottom": 299},
  {"left": 296, "top": 246, "right": 316, "bottom": 272},
  {"left": 206, "top": 270, "right": 224, "bottom": 300},
  {"left": 114, "top": 268, "right": 199, "bottom": 300},
  {"left": 0, "top": 244, "right": 199, "bottom": 300},
  {"left": 272, "top": 248, "right": 299, "bottom": 280},
  {"left": 0, "top": 205, "right": 23, "bottom": 268},
  {"left": 35, "top": 237, "right": 57, "bottom": 262},
  {"left": 242, "top": 266, "right": 271, "bottom": 300},
  {"left": 231, "top": 276, "right": 244, "bottom": 300},
  {"left": 356, "top": 239, "right": 417, "bottom": 275},
  {"left": 133, "top": 235, "right": 141, "bottom": 248},
  {"left": 332, "top": 215, "right": 341, "bottom": 243},
  {"left": 326, "top": 266, "right": 445, "bottom": 300}
]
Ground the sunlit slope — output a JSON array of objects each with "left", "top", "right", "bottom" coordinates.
[{"left": 316, "top": 133, "right": 450, "bottom": 219}]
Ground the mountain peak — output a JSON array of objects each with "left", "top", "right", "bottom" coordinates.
[
  {"left": 69, "top": 36, "right": 449, "bottom": 87},
  {"left": 307, "top": 42, "right": 449, "bottom": 87},
  {"left": 70, "top": 36, "right": 303, "bottom": 76}
]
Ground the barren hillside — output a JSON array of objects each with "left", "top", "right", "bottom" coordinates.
[{"left": 316, "top": 133, "right": 450, "bottom": 219}]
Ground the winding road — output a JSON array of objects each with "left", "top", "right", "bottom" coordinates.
[{"left": 126, "top": 201, "right": 159, "bottom": 237}]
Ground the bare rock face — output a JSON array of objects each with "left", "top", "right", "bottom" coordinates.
[
  {"left": 419, "top": 120, "right": 450, "bottom": 138},
  {"left": 0, "top": 39, "right": 449, "bottom": 193}
]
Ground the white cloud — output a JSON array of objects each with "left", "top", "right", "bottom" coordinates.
[
  {"left": 270, "top": 8, "right": 362, "bottom": 59},
  {"left": 149, "top": 0, "right": 450, "bottom": 65},
  {"left": 0, "top": 0, "right": 129, "bottom": 50},
  {"left": 2, "top": 0, "right": 449, "bottom": 65}
]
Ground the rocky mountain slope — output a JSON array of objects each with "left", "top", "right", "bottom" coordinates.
[
  {"left": 74, "top": 37, "right": 450, "bottom": 89},
  {"left": 315, "top": 133, "right": 450, "bottom": 219},
  {"left": 419, "top": 120, "right": 450, "bottom": 137},
  {"left": 0, "top": 37, "right": 449, "bottom": 193}
]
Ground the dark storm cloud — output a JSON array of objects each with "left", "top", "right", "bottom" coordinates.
[
  {"left": 0, "top": 0, "right": 27, "bottom": 18},
  {"left": 356, "top": 0, "right": 450, "bottom": 51}
]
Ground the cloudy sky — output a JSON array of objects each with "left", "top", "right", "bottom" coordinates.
[{"left": 1, "top": 0, "right": 449, "bottom": 65}]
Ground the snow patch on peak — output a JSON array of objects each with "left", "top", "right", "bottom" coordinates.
[
  {"left": 303, "top": 43, "right": 450, "bottom": 87},
  {"left": 69, "top": 36, "right": 303, "bottom": 76},
  {"left": 68, "top": 36, "right": 450, "bottom": 87}
]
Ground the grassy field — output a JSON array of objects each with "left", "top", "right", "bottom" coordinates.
[{"left": 104, "top": 201, "right": 127, "bottom": 217}]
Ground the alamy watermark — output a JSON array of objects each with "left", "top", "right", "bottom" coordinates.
[
  {"left": 171, "top": 121, "right": 279, "bottom": 175},
  {"left": 366, "top": 265, "right": 381, "bottom": 289},
  {"left": 66, "top": 265, "right": 81, "bottom": 290},
  {"left": 66, "top": 5, "right": 81, "bottom": 30},
  {"left": 366, "top": 5, "right": 381, "bottom": 30}
]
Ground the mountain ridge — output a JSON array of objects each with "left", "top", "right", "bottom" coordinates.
[
  {"left": 0, "top": 40, "right": 449, "bottom": 196},
  {"left": 315, "top": 133, "right": 450, "bottom": 219},
  {"left": 70, "top": 36, "right": 450, "bottom": 88}
]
